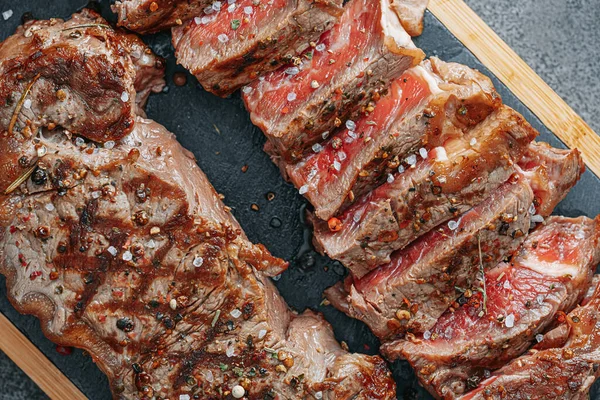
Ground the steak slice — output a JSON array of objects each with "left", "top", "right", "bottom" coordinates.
[
  {"left": 113, "top": 0, "right": 210, "bottom": 34},
  {"left": 0, "top": 17, "right": 396, "bottom": 400},
  {"left": 382, "top": 216, "right": 600, "bottom": 399},
  {"left": 312, "top": 105, "right": 535, "bottom": 275},
  {"left": 243, "top": 0, "right": 425, "bottom": 162},
  {"left": 461, "top": 269, "right": 600, "bottom": 400},
  {"left": 172, "top": 0, "right": 343, "bottom": 97},
  {"left": 391, "top": 0, "right": 430, "bottom": 36},
  {"left": 284, "top": 58, "right": 500, "bottom": 221},
  {"left": 325, "top": 175, "right": 534, "bottom": 339},
  {"left": 518, "top": 141, "right": 584, "bottom": 217}
]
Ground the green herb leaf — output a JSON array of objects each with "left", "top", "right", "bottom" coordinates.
[{"left": 231, "top": 19, "right": 241, "bottom": 30}]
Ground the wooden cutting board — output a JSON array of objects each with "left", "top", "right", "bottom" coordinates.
[{"left": 0, "top": 0, "right": 598, "bottom": 399}]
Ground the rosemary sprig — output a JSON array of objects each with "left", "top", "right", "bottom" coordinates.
[
  {"left": 3, "top": 164, "right": 37, "bottom": 195},
  {"left": 8, "top": 73, "right": 41, "bottom": 136},
  {"left": 61, "top": 24, "right": 112, "bottom": 31}
]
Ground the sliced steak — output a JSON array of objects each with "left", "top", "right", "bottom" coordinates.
[
  {"left": 461, "top": 269, "right": 600, "bottom": 400},
  {"left": 243, "top": 0, "right": 425, "bottom": 162},
  {"left": 285, "top": 58, "right": 500, "bottom": 221},
  {"left": 518, "top": 141, "right": 584, "bottom": 217},
  {"left": 391, "top": 0, "right": 429, "bottom": 36},
  {"left": 325, "top": 175, "right": 533, "bottom": 339},
  {"left": 113, "top": 0, "right": 210, "bottom": 34},
  {"left": 0, "top": 17, "right": 396, "bottom": 400},
  {"left": 172, "top": 0, "right": 343, "bottom": 97},
  {"left": 312, "top": 105, "right": 535, "bottom": 275},
  {"left": 382, "top": 216, "right": 600, "bottom": 399}
]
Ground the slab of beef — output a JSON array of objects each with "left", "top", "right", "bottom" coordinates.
[
  {"left": 243, "top": 0, "right": 425, "bottom": 162},
  {"left": 325, "top": 175, "right": 534, "bottom": 339},
  {"left": 518, "top": 141, "right": 584, "bottom": 217},
  {"left": 391, "top": 0, "right": 430, "bottom": 36},
  {"left": 312, "top": 105, "right": 535, "bottom": 275},
  {"left": 0, "top": 14, "right": 396, "bottom": 399},
  {"left": 382, "top": 216, "right": 600, "bottom": 399},
  {"left": 461, "top": 270, "right": 600, "bottom": 400},
  {"left": 113, "top": 0, "right": 210, "bottom": 34},
  {"left": 172, "top": 0, "right": 343, "bottom": 97}
]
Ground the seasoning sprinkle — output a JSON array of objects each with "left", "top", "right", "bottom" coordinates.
[
  {"left": 299, "top": 185, "right": 308, "bottom": 195},
  {"left": 211, "top": 309, "right": 221, "bottom": 327},
  {"left": 8, "top": 73, "right": 40, "bottom": 136},
  {"left": 3, "top": 164, "right": 37, "bottom": 195}
]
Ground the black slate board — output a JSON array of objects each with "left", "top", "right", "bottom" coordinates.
[{"left": 1, "top": 1, "right": 599, "bottom": 399}]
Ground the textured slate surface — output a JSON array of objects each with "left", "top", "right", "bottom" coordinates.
[{"left": 0, "top": 1, "right": 599, "bottom": 399}]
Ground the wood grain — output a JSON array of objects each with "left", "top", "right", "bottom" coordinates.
[
  {"left": 0, "top": 313, "right": 87, "bottom": 400},
  {"left": 428, "top": 0, "right": 600, "bottom": 177}
]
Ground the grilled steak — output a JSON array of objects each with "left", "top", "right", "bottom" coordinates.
[
  {"left": 382, "top": 216, "right": 600, "bottom": 399},
  {"left": 391, "top": 0, "right": 429, "bottom": 36},
  {"left": 243, "top": 0, "right": 425, "bottom": 162},
  {"left": 325, "top": 175, "right": 533, "bottom": 339},
  {"left": 284, "top": 58, "right": 501, "bottom": 221},
  {"left": 461, "top": 271, "right": 600, "bottom": 400},
  {"left": 172, "top": 0, "right": 343, "bottom": 97},
  {"left": 518, "top": 141, "right": 584, "bottom": 217},
  {"left": 312, "top": 105, "right": 536, "bottom": 275},
  {"left": 0, "top": 13, "right": 396, "bottom": 399},
  {"left": 113, "top": 0, "right": 210, "bottom": 34}
]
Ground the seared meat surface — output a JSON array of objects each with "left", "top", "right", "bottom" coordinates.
[
  {"left": 391, "top": 0, "right": 430, "bottom": 36},
  {"left": 461, "top": 269, "right": 600, "bottom": 400},
  {"left": 383, "top": 216, "right": 600, "bottom": 399},
  {"left": 311, "top": 105, "right": 535, "bottom": 275},
  {"left": 0, "top": 12, "right": 396, "bottom": 400},
  {"left": 172, "top": 0, "right": 344, "bottom": 97},
  {"left": 243, "top": 0, "right": 425, "bottom": 162}
]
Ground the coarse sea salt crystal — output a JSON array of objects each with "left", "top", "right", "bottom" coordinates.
[
  {"left": 308, "top": 168, "right": 317, "bottom": 180},
  {"left": 230, "top": 309, "right": 242, "bottom": 318},
  {"left": 299, "top": 185, "right": 308, "bottom": 195},
  {"left": 122, "top": 250, "right": 133, "bottom": 261},
  {"left": 419, "top": 147, "right": 428, "bottom": 159},
  {"left": 91, "top": 191, "right": 102, "bottom": 199},
  {"left": 205, "top": 370, "right": 214, "bottom": 382},
  {"left": 387, "top": 174, "right": 395, "bottom": 184},
  {"left": 193, "top": 256, "right": 204, "bottom": 267},
  {"left": 503, "top": 280, "right": 511, "bottom": 289},
  {"left": 107, "top": 246, "right": 118, "bottom": 256},
  {"left": 315, "top": 392, "right": 323, "bottom": 400},
  {"left": 537, "top": 294, "right": 545, "bottom": 305},
  {"left": 287, "top": 92, "right": 297, "bottom": 102},
  {"left": 315, "top": 43, "right": 326, "bottom": 52},
  {"left": 258, "top": 329, "right": 267, "bottom": 339},
  {"left": 75, "top": 137, "right": 86, "bottom": 147},
  {"left": 448, "top": 220, "right": 459, "bottom": 230},
  {"left": 285, "top": 67, "right": 300, "bottom": 76},
  {"left": 226, "top": 346, "right": 235, "bottom": 357},
  {"left": 147, "top": 239, "right": 156, "bottom": 249},
  {"left": 345, "top": 120, "right": 356, "bottom": 131},
  {"left": 529, "top": 203, "right": 536, "bottom": 215},
  {"left": 470, "top": 137, "right": 477, "bottom": 146},
  {"left": 321, "top": 131, "right": 330, "bottom": 140},
  {"left": 535, "top": 334, "right": 544, "bottom": 343},
  {"left": 406, "top": 154, "right": 417, "bottom": 166},
  {"left": 244, "top": 6, "right": 253, "bottom": 14},
  {"left": 312, "top": 143, "right": 323, "bottom": 153},
  {"left": 2, "top": 10, "right": 13, "bottom": 20},
  {"left": 337, "top": 151, "right": 347, "bottom": 161},
  {"left": 228, "top": 3, "right": 236, "bottom": 12},
  {"left": 212, "top": 1, "right": 222, "bottom": 11},
  {"left": 505, "top": 313, "right": 515, "bottom": 328},
  {"left": 218, "top": 33, "right": 229, "bottom": 43},
  {"left": 194, "top": 16, "right": 201, "bottom": 24},
  {"left": 353, "top": 213, "right": 362, "bottom": 223},
  {"left": 333, "top": 160, "right": 341, "bottom": 171},
  {"left": 242, "top": 86, "right": 253, "bottom": 94},
  {"left": 201, "top": 16, "right": 213, "bottom": 24},
  {"left": 531, "top": 214, "right": 544, "bottom": 223},
  {"left": 398, "top": 165, "right": 405, "bottom": 174},
  {"left": 180, "top": 395, "right": 191, "bottom": 400},
  {"left": 272, "top": 274, "right": 282, "bottom": 281},
  {"left": 45, "top": 203, "right": 55, "bottom": 212},
  {"left": 423, "top": 330, "right": 432, "bottom": 340},
  {"left": 23, "top": 99, "right": 32, "bottom": 109},
  {"left": 104, "top": 141, "right": 115, "bottom": 150}
]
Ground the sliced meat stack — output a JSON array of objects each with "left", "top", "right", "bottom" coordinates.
[
  {"left": 243, "top": 0, "right": 425, "bottom": 161},
  {"left": 285, "top": 58, "right": 501, "bottom": 221},
  {"left": 0, "top": 12, "right": 396, "bottom": 399},
  {"left": 461, "top": 269, "right": 600, "bottom": 400},
  {"left": 326, "top": 174, "right": 535, "bottom": 338},
  {"left": 311, "top": 105, "right": 535, "bottom": 274},
  {"left": 382, "top": 216, "right": 600, "bottom": 399},
  {"left": 172, "top": 0, "right": 344, "bottom": 96}
]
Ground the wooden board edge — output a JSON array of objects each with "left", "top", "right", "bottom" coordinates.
[
  {"left": 0, "top": 313, "right": 87, "bottom": 400},
  {"left": 428, "top": 0, "right": 600, "bottom": 178}
]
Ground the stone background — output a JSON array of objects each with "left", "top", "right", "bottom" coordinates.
[{"left": 1, "top": 0, "right": 599, "bottom": 398}]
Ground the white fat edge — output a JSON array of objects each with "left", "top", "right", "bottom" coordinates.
[
  {"left": 518, "top": 257, "right": 580, "bottom": 279},
  {"left": 410, "top": 64, "right": 444, "bottom": 95},
  {"left": 380, "top": 0, "right": 416, "bottom": 49}
]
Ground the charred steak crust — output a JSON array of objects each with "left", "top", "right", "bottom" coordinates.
[
  {"left": 172, "top": 0, "right": 345, "bottom": 97},
  {"left": 0, "top": 12, "right": 396, "bottom": 400}
]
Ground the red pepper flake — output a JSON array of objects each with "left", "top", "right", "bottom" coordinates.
[
  {"left": 29, "top": 271, "right": 42, "bottom": 280},
  {"left": 281, "top": 107, "right": 289, "bottom": 114},
  {"left": 328, "top": 218, "right": 343, "bottom": 232},
  {"left": 378, "top": 230, "right": 399, "bottom": 243},
  {"left": 19, "top": 254, "right": 27, "bottom": 267},
  {"left": 9, "top": 226, "right": 17, "bottom": 234},
  {"left": 49, "top": 270, "right": 59, "bottom": 280},
  {"left": 56, "top": 345, "right": 73, "bottom": 356},
  {"left": 356, "top": 71, "right": 365, "bottom": 78},
  {"left": 98, "top": 315, "right": 107, "bottom": 323},
  {"left": 149, "top": 1, "right": 159, "bottom": 12}
]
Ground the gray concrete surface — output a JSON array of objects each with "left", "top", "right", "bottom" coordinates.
[{"left": 1, "top": 0, "right": 599, "bottom": 399}]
